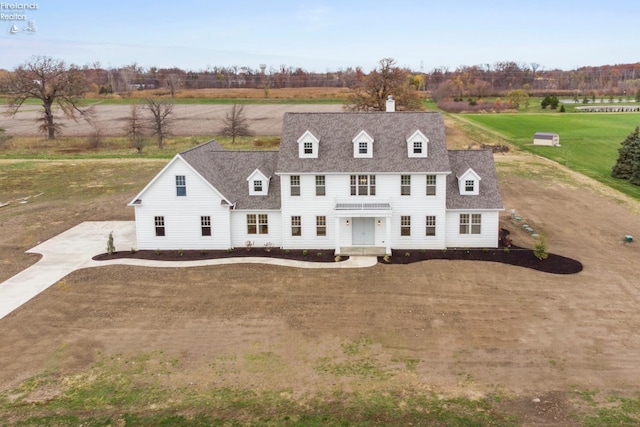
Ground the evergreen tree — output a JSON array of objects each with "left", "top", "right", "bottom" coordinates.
[
  {"left": 629, "top": 133, "right": 640, "bottom": 185},
  {"left": 611, "top": 126, "right": 640, "bottom": 179}
]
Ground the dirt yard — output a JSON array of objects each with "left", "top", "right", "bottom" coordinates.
[{"left": 1, "top": 109, "right": 640, "bottom": 424}]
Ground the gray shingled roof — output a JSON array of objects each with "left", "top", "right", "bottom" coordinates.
[
  {"left": 446, "top": 150, "right": 503, "bottom": 210},
  {"left": 276, "top": 112, "right": 451, "bottom": 173},
  {"left": 180, "top": 140, "right": 281, "bottom": 210}
]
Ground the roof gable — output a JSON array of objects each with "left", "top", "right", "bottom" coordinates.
[{"left": 446, "top": 150, "right": 502, "bottom": 210}]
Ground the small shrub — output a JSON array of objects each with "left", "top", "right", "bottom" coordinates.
[
  {"left": 441, "top": 248, "right": 447, "bottom": 254},
  {"left": 302, "top": 249, "right": 308, "bottom": 256},
  {"left": 226, "top": 248, "right": 233, "bottom": 253},
  {"left": 264, "top": 242, "right": 274, "bottom": 252},
  {"left": 106, "top": 232, "right": 115, "bottom": 255},
  {"left": 178, "top": 249, "right": 184, "bottom": 257},
  {"left": 155, "top": 249, "right": 161, "bottom": 255},
  {"left": 482, "top": 247, "right": 489, "bottom": 253},
  {"left": 404, "top": 252, "right": 411, "bottom": 257},
  {"left": 130, "top": 247, "right": 136, "bottom": 254},
  {"left": 534, "top": 234, "right": 549, "bottom": 260},
  {"left": 317, "top": 252, "right": 322, "bottom": 257},
  {"left": 200, "top": 249, "right": 207, "bottom": 256},
  {"left": 245, "top": 240, "right": 254, "bottom": 252},
  {"left": 284, "top": 249, "right": 290, "bottom": 255},
  {"left": 503, "top": 247, "right": 510, "bottom": 254},
  {"left": 334, "top": 255, "right": 341, "bottom": 262},
  {"left": 420, "top": 249, "right": 426, "bottom": 254},
  {"left": 383, "top": 254, "right": 390, "bottom": 263}
]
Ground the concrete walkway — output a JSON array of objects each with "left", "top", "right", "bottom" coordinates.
[{"left": 0, "top": 221, "right": 377, "bottom": 320}]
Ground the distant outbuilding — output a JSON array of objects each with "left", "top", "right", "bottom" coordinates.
[{"left": 533, "top": 132, "right": 560, "bottom": 146}]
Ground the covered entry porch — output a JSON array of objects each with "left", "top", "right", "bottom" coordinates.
[{"left": 334, "top": 199, "right": 392, "bottom": 256}]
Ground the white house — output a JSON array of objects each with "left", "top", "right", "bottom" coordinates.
[{"left": 129, "top": 109, "right": 503, "bottom": 255}]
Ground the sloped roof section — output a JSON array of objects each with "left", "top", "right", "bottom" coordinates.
[
  {"left": 277, "top": 112, "right": 451, "bottom": 173},
  {"left": 446, "top": 150, "right": 503, "bottom": 210},
  {"left": 180, "top": 140, "right": 280, "bottom": 210}
]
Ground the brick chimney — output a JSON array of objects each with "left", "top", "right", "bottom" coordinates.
[{"left": 385, "top": 95, "right": 395, "bottom": 112}]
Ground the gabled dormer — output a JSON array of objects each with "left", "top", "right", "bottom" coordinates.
[
  {"left": 406, "top": 129, "right": 428, "bottom": 158},
  {"left": 297, "top": 130, "right": 319, "bottom": 158},
  {"left": 247, "top": 168, "right": 270, "bottom": 196},
  {"left": 458, "top": 168, "right": 481, "bottom": 196},
  {"left": 352, "top": 130, "right": 374, "bottom": 158}
]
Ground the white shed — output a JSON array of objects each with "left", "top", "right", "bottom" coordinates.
[{"left": 533, "top": 132, "right": 560, "bottom": 146}]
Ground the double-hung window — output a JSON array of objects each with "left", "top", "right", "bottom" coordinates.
[
  {"left": 426, "top": 175, "right": 436, "bottom": 196},
  {"left": 201, "top": 216, "right": 211, "bottom": 236},
  {"left": 401, "top": 175, "right": 411, "bottom": 196},
  {"left": 176, "top": 175, "right": 186, "bottom": 197},
  {"left": 155, "top": 216, "right": 165, "bottom": 237},
  {"left": 290, "top": 175, "right": 301, "bottom": 196},
  {"left": 425, "top": 216, "right": 436, "bottom": 236},
  {"left": 401, "top": 216, "right": 411, "bottom": 236},
  {"left": 350, "top": 175, "right": 376, "bottom": 196},
  {"left": 315, "top": 175, "right": 326, "bottom": 196},
  {"left": 316, "top": 216, "right": 326, "bottom": 236},
  {"left": 291, "top": 216, "right": 302, "bottom": 236}
]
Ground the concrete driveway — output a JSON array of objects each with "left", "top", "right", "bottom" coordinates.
[{"left": 0, "top": 222, "right": 376, "bottom": 320}]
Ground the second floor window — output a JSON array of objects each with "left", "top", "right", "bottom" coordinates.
[
  {"left": 315, "top": 175, "right": 325, "bottom": 196},
  {"left": 401, "top": 175, "right": 411, "bottom": 196},
  {"left": 350, "top": 175, "right": 376, "bottom": 196},
  {"left": 426, "top": 175, "right": 436, "bottom": 196},
  {"left": 176, "top": 175, "right": 186, "bottom": 196},
  {"left": 290, "top": 175, "right": 300, "bottom": 196}
]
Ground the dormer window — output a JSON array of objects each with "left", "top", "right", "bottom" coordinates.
[
  {"left": 465, "top": 180, "right": 474, "bottom": 192},
  {"left": 458, "top": 168, "right": 481, "bottom": 196},
  {"left": 406, "top": 130, "right": 428, "bottom": 158},
  {"left": 352, "top": 130, "right": 374, "bottom": 158},
  {"left": 413, "top": 141, "right": 423, "bottom": 154},
  {"left": 247, "top": 169, "right": 269, "bottom": 196},
  {"left": 298, "top": 130, "right": 319, "bottom": 158}
]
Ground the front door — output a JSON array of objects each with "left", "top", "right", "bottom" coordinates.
[{"left": 352, "top": 217, "right": 375, "bottom": 245}]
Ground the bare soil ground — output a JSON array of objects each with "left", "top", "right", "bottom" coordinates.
[
  {"left": 1, "top": 104, "right": 344, "bottom": 137},
  {"left": 1, "top": 109, "right": 640, "bottom": 424}
]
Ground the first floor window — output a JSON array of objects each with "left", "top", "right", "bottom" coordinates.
[
  {"left": 426, "top": 175, "right": 436, "bottom": 196},
  {"left": 316, "top": 215, "right": 326, "bottom": 236},
  {"left": 247, "top": 214, "right": 269, "bottom": 234},
  {"left": 201, "top": 216, "right": 211, "bottom": 236},
  {"left": 401, "top": 215, "right": 411, "bottom": 236},
  {"left": 291, "top": 216, "right": 301, "bottom": 236},
  {"left": 258, "top": 214, "right": 269, "bottom": 234},
  {"left": 460, "top": 214, "right": 481, "bottom": 234},
  {"left": 425, "top": 215, "right": 436, "bottom": 236},
  {"left": 471, "top": 214, "right": 482, "bottom": 234},
  {"left": 401, "top": 175, "right": 411, "bottom": 196},
  {"left": 176, "top": 175, "right": 186, "bottom": 196},
  {"left": 155, "top": 216, "right": 165, "bottom": 237}
]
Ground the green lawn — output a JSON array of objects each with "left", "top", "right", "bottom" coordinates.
[{"left": 462, "top": 112, "right": 640, "bottom": 199}]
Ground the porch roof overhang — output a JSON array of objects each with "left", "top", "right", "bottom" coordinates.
[{"left": 334, "top": 201, "right": 392, "bottom": 217}]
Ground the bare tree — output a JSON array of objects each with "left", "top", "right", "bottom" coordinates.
[
  {"left": 220, "top": 104, "right": 252, "bottom": 144},
  {"left": 125, "top": 103, "right": 147, "bottom": 153},
  {"left": 145, "top": 98, "right": 174, "bottom": 149},
  {"left": 4, "top": 56, "right": 86, "bottom": 139},
  {"left": 80, "top": 106, "right": 104, "bottom": 148},
  {"left": 166, "top": 73, "right": 184, "bottom": 98},
  {"left": 344, "top": 58, "right": 423, "bottom": 112}
]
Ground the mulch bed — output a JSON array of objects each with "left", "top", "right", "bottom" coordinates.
[
  {"left": 379, "top": 246, "right": 582, "bottom": 275},
  {"left": 93, "top": 246, "right": 582, "bottom": 274},
  {"left": 93, "top": 248, "right": 345, "bottom": 263}
]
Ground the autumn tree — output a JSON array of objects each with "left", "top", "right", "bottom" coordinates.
[
  {"left": 344, "top": 58, "right": 423, "bottom": 111},
  {"left": 506, "top": 89, "right": 529, "bottom": 109},
  {"left": 3, "top": 56, "right": 86, "bottom": 139},
  {"left": 145, "top": 98, "right": 174, "bottom": 149},
  {"left": 220, "top": 104, "right": 252, "bottom": 144},
  {"left": 612, "top": 126, "right": 640, "bottom": 182}
]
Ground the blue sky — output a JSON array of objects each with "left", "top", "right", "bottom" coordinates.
[{"left": 1, "top": 0, "right": 639, "bottom": 72}]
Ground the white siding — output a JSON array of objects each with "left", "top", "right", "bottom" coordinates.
[
  {"left": 230, "top": 210, "right": 282, "bottom": 249},
  {"left": 444, "top": 210, "right": 500, "bottom": 248},
  {"left": 133, "top": 157, "right": 231, "bottom": 250}
]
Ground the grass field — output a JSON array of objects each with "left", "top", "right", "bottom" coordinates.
[{"left": 459, "top": 112, "right": 640, "bottom": 199}]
